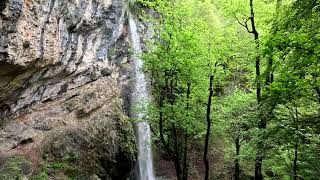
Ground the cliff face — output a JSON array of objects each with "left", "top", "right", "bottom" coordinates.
[{"left": 0, "top": 0, "right": 137, "bottom": 179}]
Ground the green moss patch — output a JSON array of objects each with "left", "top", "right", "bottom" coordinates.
[
  {"left": 31, "top": 161, "right": 78, "bottom": 180},
  {"left": 0, "top": 156, "right": 32, "bottom": 180}
]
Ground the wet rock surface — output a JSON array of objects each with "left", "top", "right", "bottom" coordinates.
[{"left": 0, "top": 0, "right": 137, "bottom": 179}]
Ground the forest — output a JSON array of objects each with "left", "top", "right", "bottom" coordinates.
[{"left": 131, "top": 0, "right": 320, "bottom": 179}]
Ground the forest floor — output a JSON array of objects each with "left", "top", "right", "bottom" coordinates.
[{"left": 153, "top": 139, "right": 234, "bottom": 180}]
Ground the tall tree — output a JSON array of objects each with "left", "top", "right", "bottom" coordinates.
[
  {"left": 204, "top": 74, "right": 214, "bottom": 180},
  {"left": 234, "top": 0, "right": 266, "bottom": 178}
]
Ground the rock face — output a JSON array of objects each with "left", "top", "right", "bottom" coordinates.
[{"left": 0, "top": 0, "right": 137, "bottom": 179}]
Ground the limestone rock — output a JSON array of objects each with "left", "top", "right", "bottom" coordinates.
[
  {"left": 0, "top": 0, "right": 137, "bottom": 179},
  {"left": 0, "top": 0, "right": 130, "bottom": 114}
]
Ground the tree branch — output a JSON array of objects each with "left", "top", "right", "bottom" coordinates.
[{"left": 235, "top": 16, "right": 253, "bottom": 34}]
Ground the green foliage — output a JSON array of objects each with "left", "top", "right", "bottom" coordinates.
[
  {"left": 0, "top": 156, "right": 32, "bottom": 180},
  {"left": 31, "top": 161, "right": 77, "bottom": 180},
  {"left": 141, "top": 0, "right": 320, "bottom": 179},
  {"left": 213, "top": 0, "right": 278, "bottom": 36},
  {"left": 30, "top": 172, "right": 49, "bottom": 180},
  {"left": 142, "top": 0, "right": 219, "bottom": 134},
  {"left": 260, "top": 0, "right": 320, "bottom": 178}
]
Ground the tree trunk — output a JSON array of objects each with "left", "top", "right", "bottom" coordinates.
[
  {"left": 254, "top": 156, "right": 263, "bottom": 180},
  {"left": 315, "top": 86, "right": 320, "bottom": 112},
  {"left": 293, "top": 107, "right": 299, "bottom": 180},
  {"left": 204, "top": 75, "right": 214, "bottom": 180},
  {"left": 183, "top": 82, "right": 191, "bottom": 180},
  {"left": 173, "top": 125, "right": 183, "bottom": 180},
  {"left": 249, "top": 0, "right": 261, "bottom": 104},
  {"left": 235, "top": 138, "right": 241, "bottom": 180},
  {"left": 183, "top": 133, "right": 188, "bottom": 180},
  {"left": 255, "top": 1, "right": 283, "bottom": 179},
  {"left": 247, "top": 1, "right": 265, "bottom": 179},
  {"left": 293, "top": 142, "right": 298, "bottom": 180},
  {"left": 159, "top": 92, "right": 169, "bottom": 153}
]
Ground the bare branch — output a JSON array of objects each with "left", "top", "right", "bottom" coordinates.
[{"left": 235, "top": 15, "right": 253, "bottom": 34}]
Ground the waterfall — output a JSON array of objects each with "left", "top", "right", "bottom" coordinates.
[{"left": 128, "top": 11, "right": 156, "bottom": 180}]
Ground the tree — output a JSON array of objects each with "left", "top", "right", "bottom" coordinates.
[
  {"left": 218, "top": 91, "right": 257, "bottom": 180},
  {"left": 135, "top": 0, "right": 320, "bottom": 179},
  {"left": 140, "top": 0, "right": 220, "bottom": 179},
  {"left": 262, "top": 0, "right": 320, "bottom": 178},
  {"left": 204, "top": 72, "right": 214, "bottom": 180}
]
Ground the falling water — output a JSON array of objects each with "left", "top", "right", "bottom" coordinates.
[{"left": 128, "top": 11, "right": 156, "bottom": 180}]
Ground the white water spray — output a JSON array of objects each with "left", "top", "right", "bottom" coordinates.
[{"left": 128, "top": 11, "right": 156, "bottom": 180}]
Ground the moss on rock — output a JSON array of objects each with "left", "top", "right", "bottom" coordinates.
[{"left": 0, "top": 156, "right": 32, "bottom": 180}]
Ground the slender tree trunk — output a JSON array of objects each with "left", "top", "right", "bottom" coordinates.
[
  {"left": 183, "top": 133, "right": 188, "bottom": 180},
  {"left": 265, "top": 56, "right": 273, "bottom": 88},
  {"left": 235, "top": 138, "right": 241, "bottom": 180},
  {"left": 293, "top": 107, "right": 299, "bottom": 180},
  {"left": 204, "top": 75, "right": 214, "bottom": 180},
  {"left": 249, "top": 0, "right": 261, "bottom": 103},
  {"left": 173, "top": 125, "right": 183, "bottom": 180},
  {"left": 255, "top": 1, "right": 282, "bottom": 179},
  {"left": 247, "top": 1, "right": 265, "bottom": 179},
  {"left": 168, "top": 76, "right": 183, "bottom": 180},
  {"left": 159, "top": 92, "right": 169, "bottom": 153},
  {"left": 255, "top": 158, "right": 263, "bottom": 180},
  {"left": 183, "top": 82, "right": 191, "bottom": 180},
  {"left": 293, "top": 142, "right": 298, "bottom": 180},
  {"left": 315, "top": 86, "right": 320, "bottom": 112}
]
